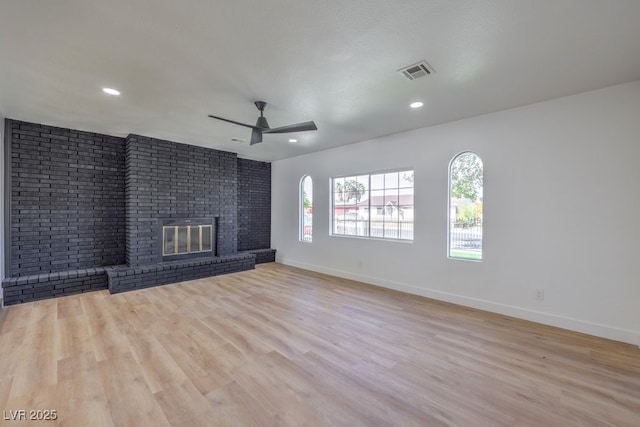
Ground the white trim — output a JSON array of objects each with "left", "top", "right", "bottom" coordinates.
[{"left": 278, "top": 257, "right": 640, "bottom": 347}]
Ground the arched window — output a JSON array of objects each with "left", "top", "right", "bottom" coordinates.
[
  {"left": 300, "top": 175, "right": 313, "bottom": 242},
  {"left": 448, "top": 152, "right": 483, "bottom": 260}
]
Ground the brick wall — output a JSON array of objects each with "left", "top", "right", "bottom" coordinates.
[
  {"left": 4, "top": 119, "right": 274, "bottom": 303},
  {"left": 7, "top": 120, "right": 126, "bottom": 276},
  {"left": 237, "top": 158, "right": 272, "bottom": 251},
  {"left": 125, "top": 135, "right": 238, "bottom": 267}
]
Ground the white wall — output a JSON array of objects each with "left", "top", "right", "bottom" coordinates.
[{"left": 272, "top": 81, "right": 640, "bottom": 346}]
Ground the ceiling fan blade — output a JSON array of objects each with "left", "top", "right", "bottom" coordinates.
[
  {"left": 262, "top": 121, "right": 317, "bottom": 134},
  {"left": 250, "top": 129, "right": 263, "bottom": 145},
  {"left": 209, "top": 102, "right": 316, "bottom": 147},
  {"left": 208, "top": 115, "right": 259, "bottom": 130}
]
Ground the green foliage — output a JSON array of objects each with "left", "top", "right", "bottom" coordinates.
[
  {"left": 335, "top": 179, "right": 366, "bottom": 202},
  {"left": 345, "top": 180, "right": 365, "bottom": 201},
  {"left": 450, "top": 152, "right": 483, "bottom": 201},
  {"left": 454, "top": 202, "right": 483, "bottom": 227},
  {"left": 449, "top": 250, "right": 482, "bottom": 260},
  {"left": 334, "top": 182, "right": 344, "bottom": 201},
  {"left": 303, "top": 191, "right": 311, "bottom": 209},
  {"left": 455, "top": 204, "right": 476, "bottom": 227}
]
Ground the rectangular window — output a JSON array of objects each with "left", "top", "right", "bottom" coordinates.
[{"left": 331, "top": 170, "right": 414, "bottom": 241}]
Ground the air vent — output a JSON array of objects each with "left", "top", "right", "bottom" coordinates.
[{"left": 398, "top": 60, "right": 435, "bottom": 80}]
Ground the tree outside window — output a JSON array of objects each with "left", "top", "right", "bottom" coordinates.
[
  {"left": 300, "top": 176, "right": 313, "bottom": 242},
  {"left": 449, "top": 152, "right": 483, "bottom": 260}
]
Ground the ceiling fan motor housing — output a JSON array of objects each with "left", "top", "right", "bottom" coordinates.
[{"left": 256, "top": 116, "right": 269, "bottom": 129}]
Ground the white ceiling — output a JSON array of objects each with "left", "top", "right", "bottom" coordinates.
[{"left": 1, "top": 1, "right": 640, "bottom": 162}]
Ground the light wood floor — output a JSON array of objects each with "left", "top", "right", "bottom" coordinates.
[{"left": 0, "top": 263, "right": 638, "bottom": 426}]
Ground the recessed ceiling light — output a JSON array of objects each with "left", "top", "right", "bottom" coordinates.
[
  {"left": 289, "top": 139, "right": 298, "bottom": 143},
  {"left": 410, "top": 101, "right": 423, "bottom": 109},
  {"left": 102, "top": 87, "right": 120, "bottom": 96},
  {"left": 230, "top": 137, "right": 246, "bottom": 143}
]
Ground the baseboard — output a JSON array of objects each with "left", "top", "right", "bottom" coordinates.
[{"left": 279, "top": 257, "right": 640, "bottom": 347}]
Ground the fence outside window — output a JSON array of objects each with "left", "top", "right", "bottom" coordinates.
[
  {"left": 449, "top": 221, "right": 482, "bottom": 259},
  {"left": 333, "top": 219, "right": 414, "bottom": 240}
]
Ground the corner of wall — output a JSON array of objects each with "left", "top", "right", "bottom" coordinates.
[{"left": 1, "top": 116, "right": 6, "bottom": 301}]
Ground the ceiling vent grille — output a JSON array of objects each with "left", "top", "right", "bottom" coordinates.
[{"left": 398, "top": 60, "right": 435, "bottom": 80}]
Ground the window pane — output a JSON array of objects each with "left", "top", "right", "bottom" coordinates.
[
  {"left": 356, "top": 175, "right": 368, "bottom": 189},
  {"left": 369, "top": 189, "right": 383, "bottom": 205},
  {"left": 400, "top": 194, "right": 414, "bottom": 206},
  {"left": 333, "top": 177, "right": 345, "bottom": 203},
  {"left": 384, "top": 172, "right": 399, "bottom": 189},
  {"left": 343, "top": 176, "right": 360, "bottom": 202},
  {"left": 300, "top": 175, "right": 313, "bottom": 242},
  {"left": 370, "top": 173, "right": 384, "bottom": 190},
  {"left": 384, "top": 224, "right": 399, "bottom": 239},
  {"left": 399, "top": 171, "right": 414, "bottom": 188},
  {"left": 384, "top": 189, "right": 398, "bottom": 206},
  {"left": 448, "top": 152, "right": 483, "bottom": 260},
  {"left": 341, "top": 220, "right": 356, "bottom": 236},
  {"left": 370, "top": 217, "right": 384, "bottom": 237}
]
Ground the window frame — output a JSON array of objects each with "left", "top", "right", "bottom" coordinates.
[
  {"left": 299, "top": 175, "right": 312, "bottom": 242},
  {"left": 330, "top": 169, "right": 414, "bottom": 242},
  {"left": 447, "top": 151, "right": 483, "bottom": 261}
]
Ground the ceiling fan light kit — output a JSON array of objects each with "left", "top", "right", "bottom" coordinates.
[{"left": 208, "top": 101, "right": 317, "bottom": 145}]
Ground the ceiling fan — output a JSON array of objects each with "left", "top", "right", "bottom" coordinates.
[{"left": 208, "top": 101, "right": 317, "bottom": 145}]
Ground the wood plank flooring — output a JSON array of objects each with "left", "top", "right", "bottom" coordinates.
[{"left": 0, "top": 263, "right": 638, "bottom": 426}]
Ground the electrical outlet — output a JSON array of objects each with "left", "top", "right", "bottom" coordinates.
[{"left": 535, "top": 289, "right": 544, "bottom": 301}]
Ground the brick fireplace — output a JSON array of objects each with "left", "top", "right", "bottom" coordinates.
[{"left": 2, "top": 119, "right": 275, "bottom": 305}]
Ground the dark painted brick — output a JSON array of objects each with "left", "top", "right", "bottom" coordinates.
[
  {"left": 108, "top": 254, "right": 255, "bottom": 294},
  {"left": 5, "top": 119, "right": 274, "bottom": 304},
  {"left": 237, "top": 158, "right": 272, "bottom": 251},
  {"left": 125, "top": 135, "right": 241, "bottom": 266},
  {"left": 7, "top": 119, "right": 126, "bottom": 277}
]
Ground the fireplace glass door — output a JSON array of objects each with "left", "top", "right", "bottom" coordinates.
[{"left": 163, "top": 224, "right": 213, "bottom": 256}]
